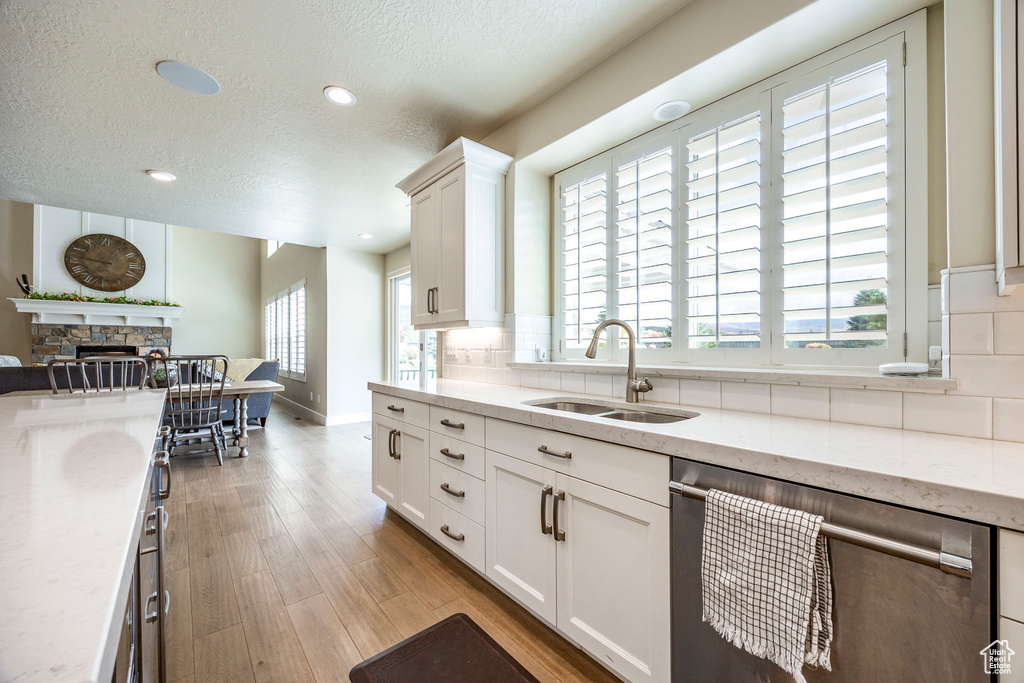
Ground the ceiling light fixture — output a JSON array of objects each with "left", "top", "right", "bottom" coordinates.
[
  {"left": 358, "top": 233, "right": 373, "bottom": 239},
  {"left": 323, "top": 86, "right": 357, "bottom": 106},
  {"left": 653, "top": 100, "right": 691, "bottom": 122},
  {"left": 146, "top": 170, "right": 177, "bottom": 182},
  {"left": 156, "top": 61, "right": 220, "bottom": 95}
]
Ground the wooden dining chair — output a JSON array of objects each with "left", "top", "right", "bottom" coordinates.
[
  {"left": 46, "top": 357, "right": 150, "bottom": 394},
  {"left": 152, "top": 355, "right": 229, "bottom": 465}
]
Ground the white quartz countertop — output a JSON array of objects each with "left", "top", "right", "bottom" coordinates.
[
  {"left": 0, "top": 389, "right": 166, "bottom": 683},
  {"left": 369, "top": 379, "right": 1024, "bottom": 531}
]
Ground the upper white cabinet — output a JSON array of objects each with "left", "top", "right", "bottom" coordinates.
[
  {"left": 995, "top": 0, "right": 1024, "bottom": 294},
  {"left": 397, "top": 138, "right": 512, "bottom": 329}
]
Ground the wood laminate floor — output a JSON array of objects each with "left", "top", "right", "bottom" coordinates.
[{"left": 164, "top": 404, "right": 620, "bottom": 683}]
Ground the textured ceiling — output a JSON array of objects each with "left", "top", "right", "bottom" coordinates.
[{"left": 0, "top": 0, "right": 694, "bottom": 253}]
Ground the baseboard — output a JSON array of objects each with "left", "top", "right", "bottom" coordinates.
[
  {"left": 326, "top": 411, "right": 371, "bottom": 426},
  {"left": 274, "top": 395, "right": 328, "bottom": 425}
]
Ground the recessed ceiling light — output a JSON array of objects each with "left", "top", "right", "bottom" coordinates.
[
  {"left": 358, "top": 233, "right": 373, "bottom": 239},
  {"left": 323, "top": 86, "right": 356, "bottom": 106},
  {"left": 653, "top": 100, "right": 691, "bottom": 122},
  {"left": 146, "top": 170, "right": 177, "bottom": 182},
  {"left": 156, "top": 61, "right": 220, "bottom": 95}
]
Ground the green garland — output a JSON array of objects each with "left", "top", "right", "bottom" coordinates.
[{"left": 27, "top": 291, "right": 181, "bottom": 307}]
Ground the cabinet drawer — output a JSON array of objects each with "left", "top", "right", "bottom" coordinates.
[
  {"left": 429, "top": 459, "right": 485, "bottom": 525},
  {"left": 429, "top": 498, "right": 485, "bottom": 573},
  {"left": 1000, "top": 528, "right": 1024, "bottom": 621},
  {"left": 429, "top": 432, "right": 485, "bottom": 480},
  {"left": 485, "top": 418, "right": 669, "bottom": 506},
  {"left": 430, "top": 405, "right": 485, "bottom": 446},
  {"left": 372, "top": 393, "right": 429, "bottom": 429}
]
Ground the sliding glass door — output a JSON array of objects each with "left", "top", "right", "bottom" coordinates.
[{"left": 389, "top": 272, "right": 436, "bottom": 381}]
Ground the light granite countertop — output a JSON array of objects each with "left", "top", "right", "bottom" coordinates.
[
  {"left": 369, "top": 379, "right": 1024, "bottom": 531},
  {"left": 0, "top": 389, "right": 166, "bottom": 683}
]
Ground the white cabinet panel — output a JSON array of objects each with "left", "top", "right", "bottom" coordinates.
[
  {"left": 126, "top": 219, "right": 168, "bottom": 301},
  {"left": 435, "top": 166, "right": 466, "bottom": 324},
  {"left": 555, "top": 474, "right": 670, "bottom": 683},
  {"left": 410, "top": 186, "right": 437, "bottom": 326},
  {"left": 429, "top": 498, "right": 485, "bottom": 573},
  {"left": 429, "top": 458, "right": 485, "bottom": 525},
  {"left": 34, "top": 205, "right": 83, "bottom": 296},
  {"left": 372, "top": 416, "right": 399, "bottom": 507},
  {"left": 485, "top": 450, "right": 558, "bottom": 624},
  {"left": 429, "top": 404, "right": 485, "bottom": 446},
  {"left": 429, "top": 431, "right": 485, "bottom": 480},
  {"left": 397, "top": 423, "right": 430, "bottom": 531},
  {"left": 1001, "top": 528, "right": 1024, "bottom": 622},
  {"left": 371, "top": 393, "right": 430, "bottom": 429}
]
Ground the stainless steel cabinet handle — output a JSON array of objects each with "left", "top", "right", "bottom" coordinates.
[
  {"left": 163, "top": 589, "right": 170, "bottom": 616},
  {"left": 538, "top": 445, "right": 571, "bottom": 459},
  {"left": 440, "top": 482, "right": 465, "bottom": 498},
  {"left": 392, "top": 430, "right": 401, "bottom": 460},
  {"left": 145, "top": 509, "right": 159, "bottom": 535},
  {"left": 426, "top": 288, "right": 433, "bottom": 314},
  {"left": 439, "top": 418, "right": 465, "bottom": 430},
  {"left": 144, "top": 591, "right": 159, "bottom": 622},
  {"left": 540, "top": 485, "right": 553, "bottom": 535},
  {"left": 154, "top": 451, "right": 171, "bottom": 499},
  {"left": 440, "top": 524, "right": 465, "bottom": 542},
  {"left": 552, "top": 490, "right": 566, "bottom": 541},
  {"left": 386, "top": 404, "right": 405, "bottom": 413},
  {"left": 387, "top": 429, "right": 395, "bottom": 458},
  {"left": 439, "top": 447, "right": 465, "bottom": 461}
]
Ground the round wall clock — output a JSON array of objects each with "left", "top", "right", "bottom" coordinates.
[{"left": 63, "top": 234, "right": 147, "bottom": 292}]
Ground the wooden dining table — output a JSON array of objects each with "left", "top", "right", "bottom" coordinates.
[{"left": 5, "top": 379, "right": 285, "bottom": 457}]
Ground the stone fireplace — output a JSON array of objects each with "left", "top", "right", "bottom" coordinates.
[{"left": 31, "top": 324, "right": 172, "bottom": 364}]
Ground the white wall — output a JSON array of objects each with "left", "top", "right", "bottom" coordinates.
[
  {"left": 33, "top": 204, "right": 172, "bottom": 301},
  {"left": 170, "top": 225, "right": 262, "bottom": 358},
  {"left": 326, "top": 246, "right": 384, "bottom": 422},
  {"left": 0, "top": 199, "right": 34, "bottom": 364}
]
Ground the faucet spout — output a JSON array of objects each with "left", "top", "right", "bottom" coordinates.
[{"left": 584, "top": 319, "right": 653, "bottom": 403}]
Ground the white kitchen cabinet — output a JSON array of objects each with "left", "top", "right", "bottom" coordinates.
[
  {"left": 995, "top": 0, "right": 1024, "bottom": 293},
  {"left": 397, "top": 137, "right": 512, "bottom": 329},
  {"left": 486, "top": 450, "right": 559, "bottom": 623},
  {"left": 555, "top": 474, "right": 670, "bottom": 683},
  {"left": 485, "top": 449, "right": 670, "bottom": 683},
  {"left": 371, "top": 413, "right": 430, "bottom": 531}
]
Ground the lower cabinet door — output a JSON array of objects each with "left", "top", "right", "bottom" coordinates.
[
  {"left": 554, "top": 474, "right": 670, "bottom": 683},
  {"left": 397, "top": 423, "right": 430, "bottom": 530},
  {"left": 485, "top": 450, "right": 558, "bottom": 624},
  {"left": 372, "top": 416, "right": 399, "bottom": 507}
]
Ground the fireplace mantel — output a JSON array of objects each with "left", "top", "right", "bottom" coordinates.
[{"left": 9, "top": 298, "right": 184, "bottom": 326}]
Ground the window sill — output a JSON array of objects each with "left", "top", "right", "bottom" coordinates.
[{"left": 507, "top": 361, "right": 959, "bottom": 393}]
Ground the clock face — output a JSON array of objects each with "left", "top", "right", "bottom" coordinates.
[{"left": 64, "top": 234, "right": 146, "bottom": 292}]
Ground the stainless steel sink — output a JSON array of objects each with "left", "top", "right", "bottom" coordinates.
[
  {"left": 524, "top": 397, "right": 698, "bottom": 424},
  {"left": 531, "top": 401, "right": 611, "bottom": 415},
  {"left": 601, "top": 410, "right": 687, "bottom": 424}
]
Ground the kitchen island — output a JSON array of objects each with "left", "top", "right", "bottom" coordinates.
[{"left": 0, "top": 389, "right": 166, "bottom": 683}]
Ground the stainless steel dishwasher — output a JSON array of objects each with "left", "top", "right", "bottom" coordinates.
[{"left": 670, "top": 458, "right": 993, "bottom": 682}]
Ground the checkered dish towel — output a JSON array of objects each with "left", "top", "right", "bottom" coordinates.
[{"left": 701, "top": 489, "right": 833, "bottom": 683}]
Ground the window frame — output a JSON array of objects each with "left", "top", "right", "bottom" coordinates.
[
  {"left": 264, "top": 279, "right": 306, "bottom": 381},
  {"left": 551, "top": 13, "right": 927, "bottom": 368}
]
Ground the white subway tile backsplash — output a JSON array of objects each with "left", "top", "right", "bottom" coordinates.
[
  {"left": 520, "top": 370, "right": 540, "bottom": 388},
  {"left": 771, "top": 385, "right": 830, "bottom": 420},
  {"left": 995, "top": 311, "right": 1024, "bottom": 355},
  {"left": 951, "top": 355, "right": 1024, "bottom": 399},
  {"left": 903, "top": 393, "right": 992, "bottom": 439},
  {"left": 645, "top": 377, "right": 680, "bottom": 405},
  {"left": 678, "top": 379, "right": 722, "bottom": 408},
  {"left": 538, "top": 371, "right": 561, "bottom": 391},
  {"left": 502, "top": 368, "right": 521, "bottom": 386},
  {"left": 994, "top": 399, "right": 1024, "bottom": 442},
  {"left": 949, "top": 313, "right": 993, "bottom": 355},
  {"left": 721, "top": 382, "right": 771, "bottom": 414},
  {"left": 949, "top": 268, "right": 1024, "bottom": 313},
  {"left": 830, "top": 389, "right": 902, "bottom": 429},
  {"left": 927, "top": 285, "right": 941, "bottom": 321},
  {"left": 560, "top": 372, "right": 587, "bottom": 394},
  {"left": 486, "top": 367, "right": 505, "bottom": 384},
  {"left": 928, "top": 321, "right": 941, "bottom": 350},
  {"left": 585, "top": 373, "right": 615, "bottom": 397}
]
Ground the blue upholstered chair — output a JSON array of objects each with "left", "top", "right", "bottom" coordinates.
[{"left": 219, "top": 360, "right": 281, "bottom": 427}]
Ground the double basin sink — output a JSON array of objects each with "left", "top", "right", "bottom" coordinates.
[{"left": 524, "top": 397, "right": 698, "bottom": 424}]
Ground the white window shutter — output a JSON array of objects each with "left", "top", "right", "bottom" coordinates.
[{"left": 560, "top": 171, "right": 608, "bottom": 350}]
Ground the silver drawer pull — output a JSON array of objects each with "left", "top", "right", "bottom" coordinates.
[
  {"left": 538, "top": 445, "right": 572, "bottom": 459},
  {"left": 386, "top": 404, "right": 405, "bottom": 413},
  {"left": 439, "top": 447, "right": 465, "bottom": 461},
  {"left": 439, "top": 418, "right": 465, "bottom": 430},
  {"left": 440, "top": 524, "right": 465, "bottom": 542},
  {"left": 145, "top": 591, "right": 159, "bottom": 622},
  {"left": 154, "top": 451, "right": 171, "bottom": 499},
  {"left": 440, "top": 482, "right": 466, "bottom": 498}
]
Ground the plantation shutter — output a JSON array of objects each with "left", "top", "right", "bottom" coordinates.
[
  {"left": 614, "top": 143, "right": 673, "bottom": 349},
  {"left": 779, "top": 59, "right": 891, "bottom": 350},
  {"left": 561, "top": 172, "right": 608, "bottom": 350},
  {"left": 289, "top": 283, "right": 306, "bottom": 380},
  {"left": 276, "top": 293, "right": 289, "bottom": 377},
  {"left": 265, "top": 301, "right": 276, "bottom": 361},
  {"left": 683, "top": 111, "right": 764, "bottom": 349}
]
